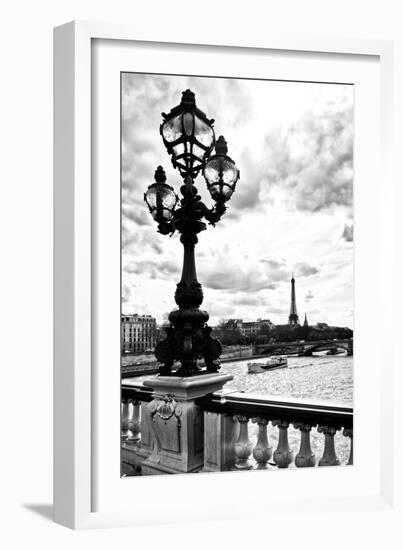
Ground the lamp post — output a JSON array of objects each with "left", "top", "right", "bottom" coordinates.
[{"left": 144, "top": 89, "right": 239, "bottom": 377}]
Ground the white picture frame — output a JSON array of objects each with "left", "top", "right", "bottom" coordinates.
[{"left": 54, "top": 21, "right": 395, "bottom": 530}]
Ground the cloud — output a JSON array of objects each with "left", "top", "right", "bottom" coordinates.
[
  {"left": 122, "top": 284, "right": 132, "bottom": 303},
  {"left": 200, "top": 255, "right": 292, "bottom": 292},
  {"left": 342, "top": 223, "right": 353, "bottom": 242},
  {"left": 203, "top": 301, "right": 236, "bottom": 319},
  {"left": 224, "top": 208, "right": 241, "bottom": 221},
  {"left": 124, "top": 258, "right": 180, "bottom": 279},
  {"left": 201, "top": 267, "right": 278, "bottom": 292},
  {"left": 259, "top": 259, "right": 318, "bottom": 280},
  {"left": 295, "top": 262, "right": 319, "bottom": 277},
  {"left": 260, "top": 258, "right": 289, "bottom": 282},
  {"left": 122, "top": 223, "right": 170, "bottom": 255},
  {"left": 186, "top": 76, "right": 253, "bottom": 130},
  {"left": 122, "top": 204, "right": 153, "bottom": 227},
  {"left": 233, "top": 293, "right": 270, "bottom": 307},
  {"left": 200, "top": 260, "right": 278, "bottom": 292},
  {"left": 305, "top": 290, "right": 314, "bottom": 302},
  {"left": 263, "top": 98, "right": 353, "bottom": 213},
  {"left": 229, "top": 148, "right": 265, "bottom": 211}
]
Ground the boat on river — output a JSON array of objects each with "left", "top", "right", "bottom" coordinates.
[{"left": 247, "top": 355, "right": 288, "bottom": 374}]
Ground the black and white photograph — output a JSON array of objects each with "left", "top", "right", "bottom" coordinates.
[
  {"left": 4, "top": 0, "right": 400, "bottom": 541},
  {"left": 120, "top": 72, "right": 354, "bottom": 476}
]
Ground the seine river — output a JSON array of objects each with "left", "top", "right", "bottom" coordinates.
[
  {"left": 219, "top": 355, "right": 353, "bottom": 466},
  {"left": 220, "top": 355, "right": 353, "bottom": 404}
]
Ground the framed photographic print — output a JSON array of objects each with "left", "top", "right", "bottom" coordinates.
[{"left": 54, "top": 21, "right": 395, "bottom": 529}]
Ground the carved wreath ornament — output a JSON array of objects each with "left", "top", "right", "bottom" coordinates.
[{"left": 150, "top": 395, "right": 183, "bottom": 424}]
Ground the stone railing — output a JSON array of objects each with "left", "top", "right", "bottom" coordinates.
[
  {"left": 121, "top": 381, "right": 353, "bottom": 475},
  {"left": 121, "top": 385, "right": 153, "bottom": 476},
  {"left": 197, "top": 390, "right": 353, "bottom": 470}
]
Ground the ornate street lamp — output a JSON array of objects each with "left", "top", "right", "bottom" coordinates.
[
  {"left": 144, "top": 166, "right": 179, "bottom": 225},
  {"left": 203, "top": 135, "right": 240, "bottom": 203},
  {"left": 160, "top": 89, "right": 215, "bottom": 179},
  {"left": 144, "top": 89, "right": 240, "bottom": 376}
]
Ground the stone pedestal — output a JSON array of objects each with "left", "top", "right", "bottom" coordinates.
[{"left": 140, "top": 373, "right": 232, "bottom": 475}]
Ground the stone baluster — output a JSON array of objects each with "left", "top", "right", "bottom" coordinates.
[
  {"left": 127, "top": 399, "right": 141, "bottom": 443},
  {"left": 252, "top": 417, "right": 272, "bottom": 469},
  {"left": 272, "top": 420, "right": 293, "bottom": 468},
  {"left": 121, "top": 400, "right": 130, "bottom": 441},
  {"left": 318, "top": 425, "right": 340, "bottom": 466},
  {"left": 294, "top": 423, "right": 316, "bottom": 467},
  {"left": 343, "top": 428, "right": 353, "bottom": 465},
  {"left": 233, "top": 415, "right": 253, "bottom": 470}
]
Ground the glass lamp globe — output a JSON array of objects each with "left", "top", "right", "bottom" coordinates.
[
  {"left": 160, "top": 89, "right": 215, "bottom": 179},
  {"left": 203, "top": 136, "right": 240, "bottom": 203},
  {"left": 144, "top": 166, "right": 178, "bottom": 222}
]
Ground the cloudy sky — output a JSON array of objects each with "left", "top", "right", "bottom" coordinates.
[{"left": 121, "top": 73, "right": 353, "bottom": 328}]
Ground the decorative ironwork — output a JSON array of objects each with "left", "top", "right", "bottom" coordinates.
[
  {"left": 142, "top": 90, "right": 239, "bottom": 376},
  {"left": 203, "top": 135, "right": 239, "bottom": 205},
  {"left": 160, "top": 89, "right": 215, "bottom": 179},
  {"left": 144, "top": 166, "right": 179, "bottom": 226}
]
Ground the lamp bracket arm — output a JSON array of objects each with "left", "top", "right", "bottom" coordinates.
[
  {"left": 203, "top": 201, "right": 227, "bottom": 226},
  {"left": 157, "top": 221, "right": 175, "bottom": 235}
]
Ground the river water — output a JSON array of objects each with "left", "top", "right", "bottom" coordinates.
[
  {"left": 219, "top": 354, "right": 353, "bottom": 467},
  {"left": 220, "top": 355, "right": 353, "bottom": 404}
]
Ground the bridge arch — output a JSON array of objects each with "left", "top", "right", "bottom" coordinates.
[{"left": 255, "top": 339, "right": 353, "bottom": 357}]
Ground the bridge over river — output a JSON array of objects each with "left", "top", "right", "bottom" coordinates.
[{"left": 254, "top": 339, "right": 353, "bottom": 357}]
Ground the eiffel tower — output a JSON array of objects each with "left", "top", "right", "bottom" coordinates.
[{"left": 288, "top": 273, "right": 300, "bottom": 326}]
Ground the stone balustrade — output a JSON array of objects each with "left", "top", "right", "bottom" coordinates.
[
  {"left": 197, "top": 391, "right": 353, "bottom": 470},
  {"left": 121, "top": 385, "right": 153, "bottom": 476},
  {"left": 121, "top": 381, "right": 353, "bottom": 475}
]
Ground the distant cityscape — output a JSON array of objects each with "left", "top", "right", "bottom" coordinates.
[{"left": 121, "top": 275, "right": 353, "bottom": 355}]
